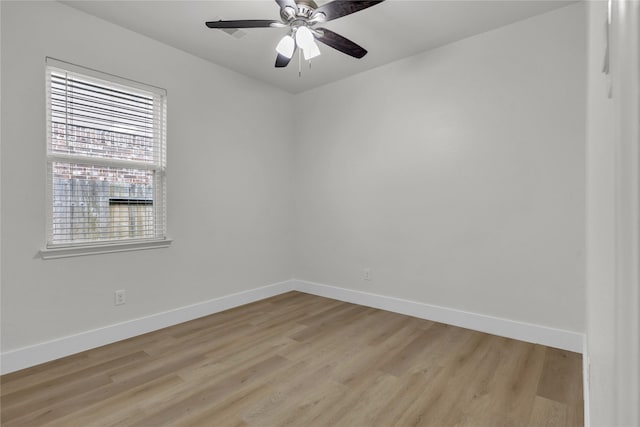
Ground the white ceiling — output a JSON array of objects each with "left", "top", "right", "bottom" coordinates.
[{"left": 61, "top": 0, "right": 574, "bottom": 94}]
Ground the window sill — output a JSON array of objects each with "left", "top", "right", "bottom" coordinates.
[{"left": 40, "top": 239, "right": 172, "bottom": 260}]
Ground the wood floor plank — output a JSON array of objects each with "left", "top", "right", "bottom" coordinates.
[
  {"left": 253, "top": 378, "right": 346, "bottom": 427},
  {"left": 427, "top": 335, "right": 508, "bottom": 426},
  {"left": 174, "top": 382, "right": 272, "bottom": 427},
  {"left": 0, "top": 292, "right": 583, "bottom": 426},
  {"left": 527, "top": 396, "right": 569, "bottom": 427},
  {"left": 327, "top": 371, "right": 399, "bottom": 426},
  {"left": 128, "top": 355, "right": 290, "bottom": 426},
  {"left": 370, "top": 367, "right": 446, "bottom": 426},
  {"left": 379, "top": 322, "right": 450, "bottom": 377},
  {"left": 1, "top": 351, "right": 149, "bottom": 420},
  {"left": 4, "top": 353, "right": 204, "bottom": 426},
  {"left": 240, "top": 360, "right": 338, "bottom": 425},
  {"left": 389, "top": 335, "right": 496, "bottom": 426},
  {"left": 537, "top": 347, "right": 584, "bottom": 405},
  {"left": 45, "top": 374, "right": 185, "bottom": 427},
  {"left": 480, "top": 341, "right": 548, "bottom": 426},
  {"left": 0, "top": 357, "right": 91, "bottom": 396}
]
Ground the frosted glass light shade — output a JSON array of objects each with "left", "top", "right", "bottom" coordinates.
[
  {"left": 295, "top": 26, "right": 321, "bottom": 60},
  {"left": 295, "top": 26, "right": 313, "bottom": 49},
  {"left": 275, "top": 35, "right": 295, "bottom": 58},
  {"left": 303, "top": 40, "right": 321, "bottom": 60}
]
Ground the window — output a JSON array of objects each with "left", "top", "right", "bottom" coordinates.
[{"left": 44, "top": 58, "right": 168, "bottom": 257}]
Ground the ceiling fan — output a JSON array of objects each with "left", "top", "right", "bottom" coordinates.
[{"left": 205, "top": 0, "right": 385, "bottom": 68}]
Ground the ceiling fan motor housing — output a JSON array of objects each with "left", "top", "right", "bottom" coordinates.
[{"left": 281, "top": 0, "right": 318, "bottom": 22}]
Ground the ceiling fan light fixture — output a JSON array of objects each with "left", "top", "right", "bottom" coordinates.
[
  {"left": 295, "top": 25, "right": 321, "bottom": 60},
  {"left": 276, "top": 34, "right": 295, "bottom": 58},
  {"left": 205, "top": 0, "right": 385, "bottom": 69},
  {"left": 302, "top": 40, "right": 321, "bottom": 60},
  {"left": 295, "top": 26, "right": 314, "bottom": 50}
]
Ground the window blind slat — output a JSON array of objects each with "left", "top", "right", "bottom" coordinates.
[
  {"left": 50, "top": 89, "right": 154, "bottom": 118},
  {"left": 46, "top": 62, "right": 167, "bottom": 248},
  {"left": 51, "top": 97, "right": 154, "bottom": 124},
  {"left": 51, "top": 73, "right": 155, "bottom": 102}
]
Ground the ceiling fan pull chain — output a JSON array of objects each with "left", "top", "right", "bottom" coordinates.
[{"left": 298, "top": 48, "right": 302, "bottom": 78}]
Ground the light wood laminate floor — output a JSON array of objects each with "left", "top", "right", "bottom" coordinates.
[{"left": 1, "top": 291, "right": 583, "bottom": 426}]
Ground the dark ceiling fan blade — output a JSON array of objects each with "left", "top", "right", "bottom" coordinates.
[
  {"left": 275, "top": 52, "right": 294, "bottom": 68},
  {"left": 315, "top": 28, "right": 367, "bottom": 58},
  {"left": 311, "top": 1, "right": 385, "bottom": 22},
  {"left": 205, "top": 20, "right": 285, "bottom": 29}
]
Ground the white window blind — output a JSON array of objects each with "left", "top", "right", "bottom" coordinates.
[{"left": 45, "top": 58, "right": 167, "bottom": 250}]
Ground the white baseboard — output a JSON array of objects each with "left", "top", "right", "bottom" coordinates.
[
  {"left": 292, "top": 279, "right": 584, "bottom": 353},
  {"left": 0, "top": 280, "right": 295, "bottom": 375},
  {"left": 1, "top": 278, "right": 585, "bottom": 375}
]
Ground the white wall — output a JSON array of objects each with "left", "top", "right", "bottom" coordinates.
[
  {"left": 0, "top": 1, "right": 294, "bottom": 351},
  {"left": 293, "top": 3, "right": 586, "bottom": 333},
  {"left": 1, "top": 1, "right": 589, "bottom": 369},
  {"left": 585, "top": 2, "right": 616, "bottom": 424},
  {"left": 586, "top": 1, "right": 640, "bottom": 425}
]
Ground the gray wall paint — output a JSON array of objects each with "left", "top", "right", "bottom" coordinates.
[
  {"left": 0, "top": 1, "right": 295, "bottom": 351},
  {"left": 1, "top": 1, "right": 587, "bottom": 354},
  {"left": 585, "top": 2, "right": 616, "bottom": 423},
  {"left": 586, "top": 1, "right": 640, "bottom": 425},
  {"left": 293, "top": 3, "right": 586, "bottom": 332}
]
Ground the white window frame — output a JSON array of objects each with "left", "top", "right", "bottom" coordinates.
[{"left": 41, "top": 58, "right": 171, "bottom": 259}]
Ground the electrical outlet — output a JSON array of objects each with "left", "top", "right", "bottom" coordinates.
[
  {"left": 363, "top": 268, "right": 371, "bottom": 281},
  {"left": 114, "top": 289, "right": 126, "bottom": 306}
]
